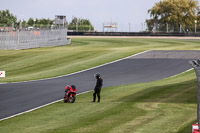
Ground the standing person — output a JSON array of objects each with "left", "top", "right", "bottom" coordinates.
[{"left": 93, "top": 73, "right": 103, "bottom": 102}]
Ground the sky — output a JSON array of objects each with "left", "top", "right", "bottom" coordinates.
[{"left": 0, "top": 0, "right": 200, "bottom": 31}]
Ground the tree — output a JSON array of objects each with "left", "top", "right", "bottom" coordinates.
[
  {"left": 27, "top": 18, "right": 34, "bottom": 26},
  {"left": 27, "top": 18, "right": 53, "bottom": 27},
  {"left": 0, "top": 9, "right": 54, "bottom": 29},
  {"left": 22, "top": 20, "right": 27, "bottom": 27},
  {"left": 0, "top": 9, "right": 17, "bottom": 27},
  {"left": 146, "top": 0, "right": 199, "bottom": 32},
  {"left": 68, "top": 17, "right": 94, "bottom": 32}
]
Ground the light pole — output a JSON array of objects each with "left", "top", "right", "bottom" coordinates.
[
  {"left": 166, "top": 23, "right": 169, "bottom": 33},
  {"left": 102, "top": 23, "right": 104, "bottom": 32},
  {"left": 19, "top": 21, "right": 22, "bottom": 30},
  {"left": 129, "top": 22, "right": 131, "bottom": 32},
  {"left": 76, "top": 21, "right": 78, "bottom": 32},
  {"left": 195, "top": 20, "right": 197, "bottom": 33},
  {"left": 180, "top": 24, "right": 182, "bottom": 33},
  {"left": 33, "top": 19, "right": 36, "bottom": 29},
  {"left": 12, "top": 22, "right": 14, "bottom": 30},
  {"left": 141, "top": 23, "right": 143, "bottom": 31}
]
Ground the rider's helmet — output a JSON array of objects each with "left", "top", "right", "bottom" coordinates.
[
  {"left": 71, "top": 85, "right": 76, "bottom": 90},
  {"left": 65, "top": 85, "right": 71, "bottom": 92},
  {"left": 94, "top": 72, "right": 100, "bottom": 79}
]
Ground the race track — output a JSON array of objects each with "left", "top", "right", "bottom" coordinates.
[{"left": 0, "top": 50, "right": 199, "bottom": 120}]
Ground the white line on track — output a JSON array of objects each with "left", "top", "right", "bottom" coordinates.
[
  {"left": 168, "top": 68, "right": 193, "bottom": 79},
  {"left": 0, "top": 50, "right": 150, "bottom": 85},
  {"left": 0, "top": 91, "right": 92, "bottom": 121},
  {"left": 0, "top": 50, "right": 150, "bottom": 121},
  {"left": 0, "top": 50, "right": 194, "bottom": 121}
]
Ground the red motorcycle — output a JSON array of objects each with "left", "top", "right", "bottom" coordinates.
[{"left": 64, "top": 85, "right": 77, "bottom": 103}]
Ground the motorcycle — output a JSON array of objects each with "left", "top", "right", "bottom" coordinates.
[{"left": 64, "top": 85, "right": 77, "bottom": 103}]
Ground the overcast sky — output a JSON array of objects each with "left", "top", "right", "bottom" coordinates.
[{"left": 1, "top": 0, "right": 200, "bottom": 31}]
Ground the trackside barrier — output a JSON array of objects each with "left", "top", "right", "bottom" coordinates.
[
  {"left": 67, "top": 31, "right": 187, "bottom": 36},
  {"left": 193, "top": 123, "right": 200, "bottom": 133},
  {"left": 189, "top": 60, "right": 200, "bottom": 133},
  {"left": 0, "top": 28, "right": 71, "bottom": 50}
]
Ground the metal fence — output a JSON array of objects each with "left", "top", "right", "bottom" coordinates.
[
  {"left": 91, "top": 23, "right": 200, "bottom": 33},
  {"left": 0, "top": 28, "right": 71, "bottom": 50}
]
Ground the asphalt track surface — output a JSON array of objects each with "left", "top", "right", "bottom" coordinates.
[{"left": 0, "top": 50, "right": 200, "bottom": 120}]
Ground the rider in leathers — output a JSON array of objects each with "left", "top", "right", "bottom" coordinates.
[{"left": 93, "top": 73, "right": 103, "bottom": 102}]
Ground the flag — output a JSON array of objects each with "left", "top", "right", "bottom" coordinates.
[{"left": 0, "top": 71, "right": 5, "bottom": 78}]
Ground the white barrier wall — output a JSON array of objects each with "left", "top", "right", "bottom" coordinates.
[{"left": 0, "top": 28, "right": 70, "bottom": 50}]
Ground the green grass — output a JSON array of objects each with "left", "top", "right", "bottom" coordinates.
[
  {"left": 0, "top": 70, "right": 197, "bottom": 133},
  {"left": 0, "top": 37, "right": 200, "bottom": 133},
  {"left": 1, "top": 38, "right": 200, "bottom": 83}
]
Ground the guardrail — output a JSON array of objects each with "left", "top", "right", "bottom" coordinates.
[{"left": 68, "top": 32, "right": 200, "bottom": 37}]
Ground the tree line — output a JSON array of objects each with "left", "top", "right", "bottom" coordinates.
[
  {"left": 0, "top": 9, "right": 94, "bottom": 31},
  {"left": 68, "top": 17, "right": 94, "bottom": 31},
  {"left": 2, "top": 0, "right": 199, "bottom": 33},
  {"left": 0, "top": 10, "right": 17, "bottom": 27},
  {"left": 146, "top": 0, "right": 200, "bottom": 32},
  {"left": 0, "top": 10, "right": 54, "bottom": 28}
]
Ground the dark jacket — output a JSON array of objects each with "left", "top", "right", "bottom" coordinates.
[{"left": 94, "top": 77, "right": 103, "bottom": 91}]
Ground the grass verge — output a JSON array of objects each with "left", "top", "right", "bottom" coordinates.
[
  {"left": 1, "top": 38, "right": 200, "bottom": 83},
  {"left": 0, "top": 37, "right": 200, "bottom": 132},
  {"left": 0, "top": 70, "right": 197, "bottom": 133}
]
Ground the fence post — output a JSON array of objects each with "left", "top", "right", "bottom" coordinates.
[
  {"left": 17, "top": 30, "right": 19, "bottom": 49},
  {"left": 166, "top": 23, "right": 168, "bottom": 33}
]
